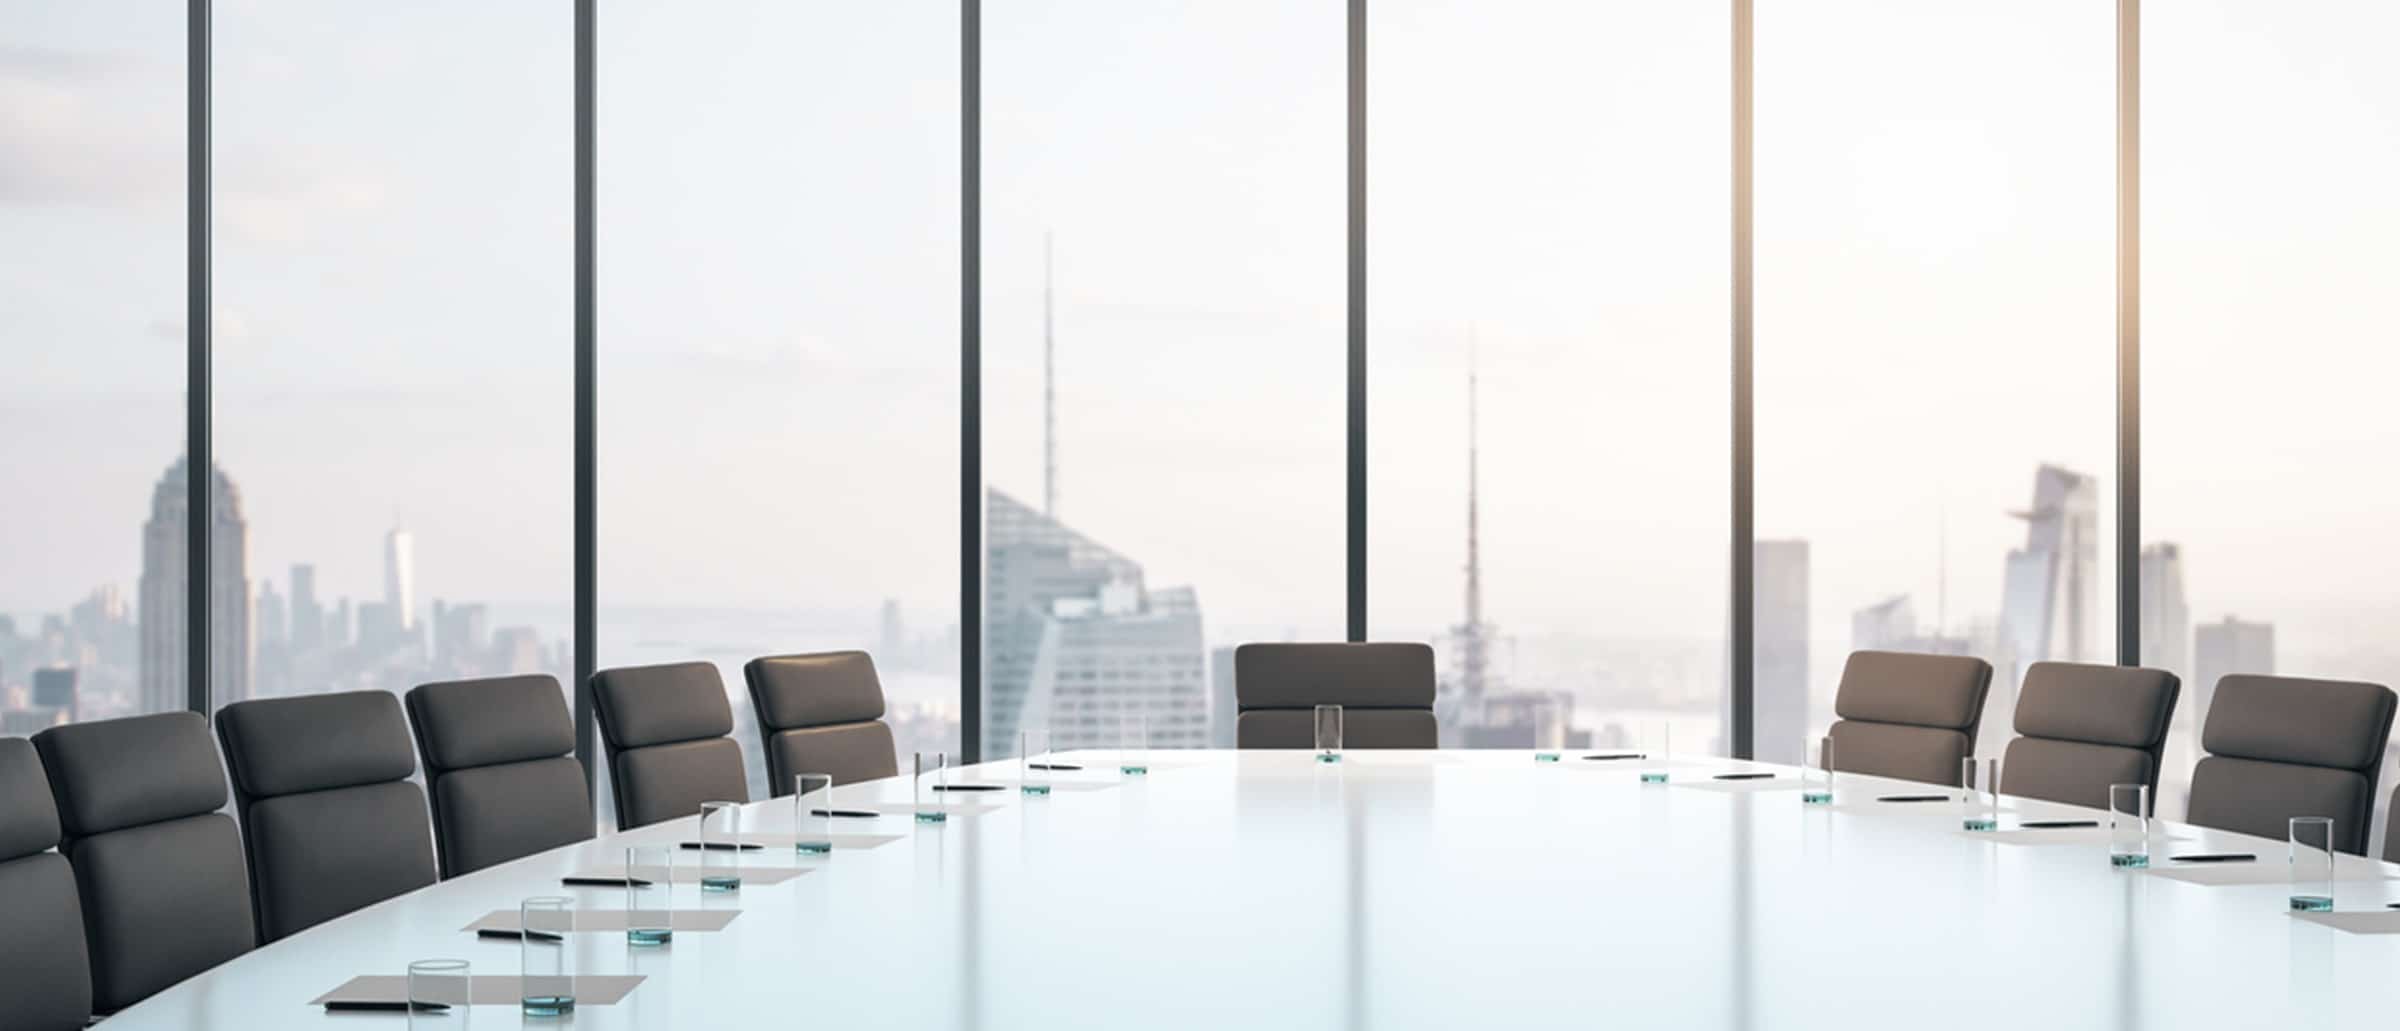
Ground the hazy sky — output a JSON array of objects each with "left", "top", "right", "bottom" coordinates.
[{"left": 5, "top": 1, "right": 2398, "bottom": 691}]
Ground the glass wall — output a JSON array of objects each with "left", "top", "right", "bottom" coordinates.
[
  {"left": 599, "top": 0, "right": 962, "bottom": 799},
  {"left": 982, "top": 0, "right": 1345, "bottom": 758},
  {"left": 1755, "top": 1, "right": 2116, "bottom": 763},
  {"left": 0, "top": 4, "right": 186, "bottom": 732},
  {"left": 2145, "top": 1, "right": 2400, "bottom": 845},
  {"left": 1367, "top": 1, "right": 1730, "bottom": 754},
  {"left": 213, "top": 4, "right": 574, "bottom": 710}
]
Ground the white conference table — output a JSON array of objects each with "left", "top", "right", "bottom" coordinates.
[{"left": 108, "top": 749, "right": 2400, "bottom": 1029}]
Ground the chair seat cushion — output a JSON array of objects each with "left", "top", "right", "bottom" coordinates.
[{"left": 2000, "top": 737, "right": 2152, "bottom": 811}]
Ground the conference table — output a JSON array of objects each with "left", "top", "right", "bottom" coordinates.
[{"left": 108, "top": 749, "right": 2400, "bottom": 1029}]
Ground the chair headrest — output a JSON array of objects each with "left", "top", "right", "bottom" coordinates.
[
  {"left": 2203, "top": 674, "right": 2395, "bottom": 771},
  {"left": 33, "top": 712, "right": 228, "bottom": 838},
  {"left": 745, "top": 651, "right": 886, "bottom": 731},
  {"left": 217, "top": 690, "right": 419, "bottom": 798},
  {"left": 407, "top": 675, "right": 575, "bottom": 771},
  {"left": 1832, "top": 650, "right": 1992, "bottom": 730},
  {"left": 1234, "top": 642, "right": 1437, "bottom": 709},
  {"left": 0, "top": 737, "right": 61, "bottom": 861},
  {"left": 2013, "top": 661, "right": 2179, "bottom": 748},
  {"left": 592, "top": 662, "right": 733, "bottom": 749}
]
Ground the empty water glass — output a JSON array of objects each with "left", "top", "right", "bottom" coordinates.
[
  {"left": 2108, "top": 783, "right": 2149, "bottom": 868},
  {"left": 625, "top": 845, "right": 673, "bottom": 946},
  {"left": 1021, "top": 729, "right": 1052, "bottom": 796},
  {"left": 407, "top": 958, "right": 468, "bottom": 1023},
  {"left": 698, "top": 801, "right": 742, "bottom": 892},
  {"left": 793, "top": 773, "right": 833, "bottom": 855},
  {"left": 1960, "top": 757, "right": 1998, "bottom": 831},
  {"left": 1121, "top": 712, "right": 1149, "bottom": 775},
  {"left": 519, "top": 897, "right": 574, "bottom": 1017},
  {"left": 2290, "top": 816, "right": 2335, "bottom": 912},
  {"left": 1802, "top": 736, "right": 1833, "bottom": 805},
  {"left": 914, "top": 751, "right": 947, "bottom": 824},
  {"left": 1532, "top": 699, "right": 1563, "bottom": 763},
  {"left": 1315, "top": 704, "right": 1344, "bottom": 764},
  {"left": 1641, "top": 723, "right": 1671, "bottom": 784}
]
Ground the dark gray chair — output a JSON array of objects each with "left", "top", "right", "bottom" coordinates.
[
  {"left": 1825, "top": 650, "right": 1994, "bottom": 787},
  {"left": 32, "top": 712, "right": 254, "bottom": 1013},
  {"left": 216, "top": 691, "right": 438, "bottom": 942},
  {"left": 0, "top": 737, "right": 91, "bottom": 1031},
  {"left": 745, "top": 651, "right": 899, "bottom": 794},
  {"left": 2187, "top": 674, "right": 2394, "bottom": 855},
  {"left": 592, "top": 662, "right": 749, "bottom": 830},
  {"left": 2000, "top": 661, "right": 2180, "bottom": 812},
  {"left": 1233, "top": 643, "right": 1439, "bottom": 749},
  {"left": 406, "top": 674, "right": 594, "bottom": 879}
]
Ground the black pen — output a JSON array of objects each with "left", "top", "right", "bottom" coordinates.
[
  {"left": 325, "top": 1001, "right": 451, "bottom": 1013},
  {"left": 1713, "top": 773, "right": 1777, "bottom": 781},
  {"left": 1877, "top": 794, "right": 1951, "bottom": 803},
  {"left": 2169, "top": 853, "right": 2256, "bottom": 863},
  {"left": 562, "top": 876, "right": 652, "bottom": 888},
  {"left": 2016, "top": 820, "right": 2099, "bottom": 829},
  {"left": 1028, "top": 763, "right": 1083, "bottom": 772},
  {"left": 1581, "top": 754, "right": 1646, "bottom": 762},
  {"left": 812, "top": 808, "right": 881, "bottom": 819},
  {"left": 679, "top": 841, "right": 765, "bottom": 852},
  {"left": 477, "top": 928, "right": 564, "bottom": 942}
]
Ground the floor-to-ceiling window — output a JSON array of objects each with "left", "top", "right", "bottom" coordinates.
[
  {"left": 213, "top": 3, "right": 574, "bottom": 712},
  {"left": 1367, "top": 1, "right": 1730, "bottom": 754},
  {"left": 0, "top": 3, "right": 187, "bottom": 732},
  {"left": 598, "top": 0, "right": 962, "bottom": 801},
  {"left": 981, "top": 0, "right": 1345, "bottom": 758},
  {"left": 2144, "top": 0, "right": 2400, "bottom": 846},
  {"left": 1755, "top": 1, "right": 2116, "bottom": 763}
]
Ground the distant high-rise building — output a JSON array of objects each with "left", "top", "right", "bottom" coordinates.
[
  {"left": 491, "top": 627, "right": 546, "bottom": 675},
  {"left": 290, "top": 563, "right": 323, "bottom": 653},
  {"left": 1751, "top": 539, "right": 1811, "bottom": 764},
  {"left": 2192, "top": 616, "right": 2274, "bottom": 731},
  {"left": 431, "top": 600, "right": 490, "bottom": 673},
  {"left": 1996, "top": 464, "right": 2100, "bottom": 730},
  {"left": 138, "top": 458, "right": 252, "bottom": 711},
  {"left": 1853, "top": 595, "right": 1917, "bottom": 654},
  {"left": 31, "top": 667, "right": 76, "bottom": 719},
  {"left": 256, "top": 579, "right": 288, "bottom": 648},
  {"left": 329, "top": 598, "right": 353, "bottom": 650},
  {"left": 253, "top": 577, "right": 291, "bottom": 698},
  {"left": 879, "top": 600, "right": 907, "bottom": 668},
  {"left": 384, "top": 527, "right": 416, "bottom": 631},
  {"left": 1207, "top": 645, "right": 1239, "bottom": 748},
  {"left": 2138, "top": 543, "right": 2190, "bottom": 678}
]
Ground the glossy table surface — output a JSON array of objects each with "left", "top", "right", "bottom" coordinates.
[{"left": 107, "top": 749, "right": 2400, "bottom": 1029}]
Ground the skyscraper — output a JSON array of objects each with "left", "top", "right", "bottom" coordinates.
[
  {"left": 1995, "top": 464, "right": 2099, "bottom": 730},
  {"left": 1852, "top": 595, "right": 1917, "bottom": 654},
  {"left": 1751, "top": 539, "right": 1811, "bottom": 763},
  {"left": 384, "top": 526, "right": 416, "bottom": 632},
  {"left": 2138, "top": 543, "right": 2190, "bottom": 677},
  {"left": 138, "top": 458, "right": 252, "bottom": 711},
  {"left": 290, "top": 563, "right": 323, "bottom": 653},
  {"left": 2192, "top": 615, "right": 2274, "bottom": 732}
]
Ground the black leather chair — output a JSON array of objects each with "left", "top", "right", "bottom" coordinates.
[
  {"left": 1999, "top": 661, "right": 2180, "bottom": 812},
  {"left": 0, "top": 737, "right": 91, "bottom": 1031},
  {"left": 2188, "top": 674, "right": 2395, "bottom": 855},
  {"left": 745, "top": 651, "right": 900, "bottom": 794},
  {"left": 216, "top": 691, "right": 438, "bottom": 941},
  {"left": 1233, "top": 643, "right": 1439, "bottom": 749},
  {"left": 32, "top": 712, "right": 254, "bottom": 1012},
  {"left": 1825, "top": 650, "right": 1994, "bottom": 787},
  {"left": 592, "top": 662, "right": 749, "bottom": 830},
  {"left": 406, "top": 674, "right": 594, "bottom": 879}
]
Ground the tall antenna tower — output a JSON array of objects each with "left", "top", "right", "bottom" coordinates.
[{"left": 1458, "top": 341, "right": 1489, "bottom": 700}]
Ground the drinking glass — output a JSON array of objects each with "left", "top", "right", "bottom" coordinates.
[
  {"left": 1960, "top": 757, "right": 1998, "bottom": 831},
  {"left": 1532, "top": 699, "right": 1563, "bottom": 763},
  {"left": 698, "top": 801, "right": 742, "bottom": 892},
  {"left": 519, "top": 897, "right": 574, "bottom": 1016},
  {"left": 2289, "top": 816, "right": 2336, "bottom": 912},
  {"left": 1641, "top": 723, "right": 1671, "bottom": 783},
  {"left": 1121, "top": 712, "right": 1149, "bottom": 776},
  {"left": 625, "top": 845, "right": 673, "bottom": 946},
  {"left": 914, "top": 751, "right": 947, "bottom": 824},
  {"left": 407, "top": 958, "right": 468, "bottom": 1023},
  {"left": 2108, "top": 784, "right": 2150, "bottom": 868},
  {"left": 793, "top": 773, "right": 834, "bottom": 855},
  {"left": 1802, "top": 736, "right": 1834, "bottom": 805},
  {"left": 1314, "top": 704, "right": 1344, "bottom": 764},
  {"left": 1021, "top": 729, "right": 1053, "bottom": 796}
]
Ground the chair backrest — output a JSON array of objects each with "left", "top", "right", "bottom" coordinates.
[
  {"left": 215, "top": 691, "right": 438, "bottom": 942},
  {"left": 0, "top": 737, "right": 92, "bottom": 1031},
  {"left": 591, "top": 662, "right": 749, "bottom": 830},
  {"left": 2187, "top": 674, "right": 2395, "bottom": 855},
  {"left": 2000, "top": 661, "right": 2180, "bottom": 811},
  {"left": 1825, "top": 650, "right": 1994, "bottom": 787},
  {"left": 405, "top": 675, "right": 594, "bottom": 879},
  {"left": 32, "top": 712, "right": 254, "bottom": 1012},
  {"left": 1233, "top": 643, "right": 1439, "bottom": 749},
  {"left": 744, "top": 651, "right": 899, "bottom": 794}
]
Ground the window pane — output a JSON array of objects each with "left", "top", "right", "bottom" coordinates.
[
  {"left": 214, "top": 5, "right": 573, "bottom": 714},
  {"left": 599, "top": 1, "right": 962, "bottom": 802},
  {"left": 983, "top": 0, "right": 1344, "bottom": 757},
  {"left": 2146, "top": 2, "right": 2400, "bottom": 845},
  {"left": 1368, "top": 1, "right": 1730, "bottom": 754},
  {"left": 1756, "top": 1, "right": 2115, "bottom": 762},
  {"left": 0, "top": 6, "right": 185, "bottom": 732}
]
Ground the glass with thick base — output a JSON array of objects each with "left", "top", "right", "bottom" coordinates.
[
  {"left": 698, "top": 801, "right": 742, "bottom": 893},
  {"left": 1802, "top": 736, "right": 1834, "bottom": 805},
  {"left": 1121, "top": 712, "right": 1149, "bottom": 775},
  {"left": 1641, "top": 723, "right": 1671, "bottom": 784},
  {"left": 2290, "top": 816, "right": 2335, "bottom": 912},
  {"left": 625, "top": 845, "right": 674, "bottom": 946},
  {"left": 793, "top": 774, "right": 833, "bottom": 855},
  {"left": 1532, "top": 699, "right": 1563, "bottom": 763},
  {"left": 1960, "top": 757, "right": 1998, "bottom": 831},
  {"left": 1021, "top": 729, "right": 1052, "bottom": 796},
  {"left": 1315, "top": 704, "right": 1344, "bottom": 764},
  {"left": 407, "top": 958, "right": 468, "bottom": 1026},
  {"left": 914, "top": 752, "right": 947, "bottom": 824},
  {"left": 2108, "top": 784, "right": 2150, "bottom": 869},
  {"left": 519, "top": 897, "right": 574, "bottom": 1017}
]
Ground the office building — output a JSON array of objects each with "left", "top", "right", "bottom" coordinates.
[
  {"left": 383, "top": 527, "right": 416, "bottom": 632},
  {"left": 289, "top": 563, "right": 323, "bottom": 654},
  {"left": 2138, "top": 543, "right": 2191, "bottom": 678},
  {"left": 1751, "top": 539, "right": 1811, "bottom": 764},
  {"left": 1995, "top": 464, "right": 2100, "bottom": 732},
  {"left": 138, "top": 458, "right": 252, "bottom": 711},
  {"left": 2193, "top": 616, "right": 2276, "bottom": 731}
]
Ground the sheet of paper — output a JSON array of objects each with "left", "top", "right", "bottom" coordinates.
[
  {"left": 311, "top": 975, "right": 645, "bottom": 1006},
  {"left": 463, "top": 908, "right": 742, "bottom": 933}
]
